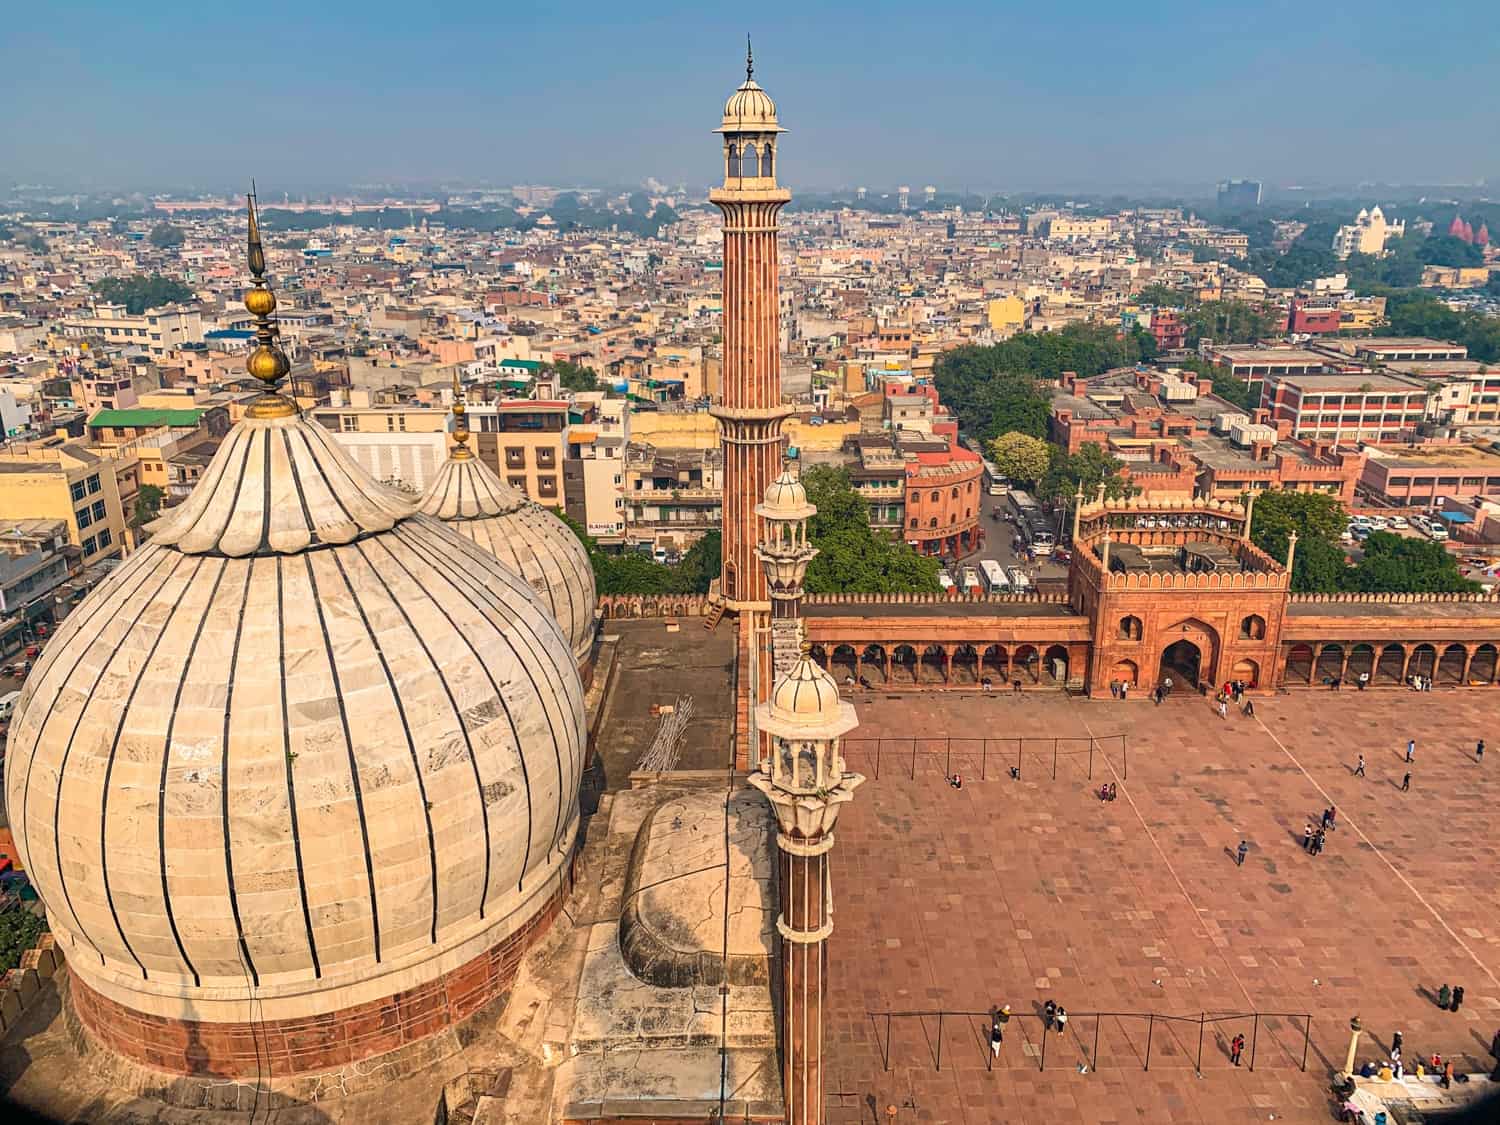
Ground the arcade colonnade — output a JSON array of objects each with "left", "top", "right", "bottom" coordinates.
[{"left": 1281, "top": 639, "right": 1500, "bottom": 687}]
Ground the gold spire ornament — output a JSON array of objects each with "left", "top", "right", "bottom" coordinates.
[
  {"left": 244, "top": 188, "right": 296, "bottom": 418},
  {"left": 450, "top": 372, "right": 472, "bottom": 460}
]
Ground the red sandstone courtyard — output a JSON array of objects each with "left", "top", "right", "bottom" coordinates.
[{"left": 821, "top": 689, "right": 1500, "bottom": 1123}]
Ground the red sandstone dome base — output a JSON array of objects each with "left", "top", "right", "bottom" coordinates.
[{"left": 67, "top": 880, "right": 566, "bottom": 1078}]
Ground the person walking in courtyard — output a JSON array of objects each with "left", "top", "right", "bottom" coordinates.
[
  {"left": 1303, "top": 824, "right": 1313, "bottom": 851},
  {"left": 1230, "top": 1033, "right": 1246, "bottom": 1066},
  {"left": 1477, "top": 739, "right": 1485, "bottom": 764},
  {"left": 1236, "top": 839, "right": 1249, "bottom": 866},
  {"left": 1452, "top": 985, "right": 1465, "bottom": 1012},
  {"left": 1218, "top": 697, "right": 1228, "bottom": 719},
  {"left": 1402, "top": 771, "right": 1412, "bottom": 792},
  {"left": 1243, "top": 697, "right": 1255, "bottom": 717},
  {"left": 1354, "top": 754, "right": 1366, "bottom": 777},
  {"left": 1438, "top": 984, "right": 1452, "bottom": 1010},
  {"left": 1043, "top": 999, "right": 1057, "bottom": 1031},
  {"left": 990, "top": 1019, "right": 1003, "bottom": 1058},
  {"left": 1407, "top": 738, "right": 1416, "bottom": 763},
  {"left": 1392, "top": 1029, "right": 1403, "bottom": 1056},
  {"left": 1055, "top": 1007, "right": 1068, "bottom": 1035}
]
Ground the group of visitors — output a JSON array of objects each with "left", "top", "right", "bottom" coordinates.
[
  {"left": 1407, "top": 673, "right": 1435, "bottom": 691},
  {"left": 1097, "top": 781, "right": 1118, "bottom": 802}
]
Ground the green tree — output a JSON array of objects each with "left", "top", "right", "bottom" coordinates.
[
  {"left": 148, "top": 223, "right": 185, "bottom": 248},
  {"left": 1345, "top": 532, "right": 1478, "bottom": 594},
  {"left": 1183, "top": 300, "right": 1275, "bottom": 346},
  {"left": 560, "top": 515, "right": 719, "bottom": 595},
  {"left": 132, "top": 483, "right": 164, "bottom": 528},
  {"left": 0, "top": 908, "right": 44, "bottom": 974},
  {"left": 1419, "top": 235, "right": 1484, "bottom": 269},
  {"left": 1038, "top": 443, "right": 1131, "bottom": 502},
  {"left": 1247, "top": 489, "right": 1347, "bottom": 592},
  {"left": 1134, "top": 283, "right": 1191, "bottom": 307},
  {"left": 90, "top": 274, "right": 194, "bottom": 314},
  {"left": 988, "top": 431, "right": 1050, "bottom": 486},
  {"left": 550, "top": 359, "right": 599, "bottom": 393},
  {"left": 933, "top": 324, "right": 1153, "bottom": 443},
  {"left": 801, "top": 466, "right": 942, "bottom": 594}
]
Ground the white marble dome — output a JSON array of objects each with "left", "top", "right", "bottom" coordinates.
[
  {"left": 417, "top": 450, "right": 597, "bottom": 671},
  {"left": 2, "top": 408, "right": 587, "bottom": 1023}
]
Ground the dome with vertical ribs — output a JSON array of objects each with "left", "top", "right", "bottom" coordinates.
[
  {"left": 417, "top": 452, "right": 597, "bottom": 670},
  {"left": 2, "top": 406, "right": 586, "bottom": 1029}
]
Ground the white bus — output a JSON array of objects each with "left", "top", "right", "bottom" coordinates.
[
  {"left": 982, "top": 459, "right": 1010, "bottom": 496},
  {"left": 979, "top": 559, "right": 1010, "bottom": 592}
]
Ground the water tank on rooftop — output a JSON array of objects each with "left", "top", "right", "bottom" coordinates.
[
  {"left": 1214, "top": 412, "right": 1250, "bottom": 434},
  {"left": 1230, "top": 421, "right": 1278, "bottom": 447}
]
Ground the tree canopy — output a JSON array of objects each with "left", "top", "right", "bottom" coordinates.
[
  {"left": 801, "top": 466, "right": 942, "bottom": 594},
  {"left": 90, "top": 274, "right": 194, "bottom": 314},
  {"left": 987, "top": 431, "right": 1050, "bottom": 486},
  {"left": 1345, "top": 532, "right": 1478, "bottom": 594},
  {"left": 1039, "top": 443, "right": 1132, "bottom": 502},
  {"left": 549, "top": 359, "right": 599, "bottom": 393},
  {"left": 562, "top": 516, "right": 720, "bottom": 595},
  {"left": 0, "top": 908, "right": 44, "bottom": 974},
  {"left": 1247, "top": 488, "right": 1477, "bottom": 593},
  {"left": 933, "top": 324, "right": 1154, "bottom": 443},
  {"left": 148, "top": 223, "right": 185, "bottom": 248}
]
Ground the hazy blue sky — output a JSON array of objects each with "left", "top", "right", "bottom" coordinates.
[{"left": 3, "top": 0, "right": 1495, "bottom": 194}]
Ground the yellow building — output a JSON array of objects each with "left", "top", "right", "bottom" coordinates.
[
  {"left": 0, "top": 442, "right": 131, "bottom": 564},
  {"left": 986, "top": 295, "right": 1025, "bottom": 335}
]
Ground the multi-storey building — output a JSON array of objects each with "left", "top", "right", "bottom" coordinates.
[
  {"left": 564, "top": 394, "right": 629, "bottom": 540},
  {"left": 61, "top": 302, "right": 204, "bottom": 357},
  {"left": 1261, "top": 371, "right": 1430, "bottom": 443},
  {"left": 468, "top": 399, "right": 571, "bottom": 509},
  {"left": 0, "top": 442, "right": 130, "bottom": 564}
]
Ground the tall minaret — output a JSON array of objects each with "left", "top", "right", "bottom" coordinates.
[
  {"left": 749, "top": 647, "right": 862, "bottom": 1125},
  {"left": 712, "top": 41, "right": 793, "bottom": 610}
]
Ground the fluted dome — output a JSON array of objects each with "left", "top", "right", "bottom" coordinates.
[
  {"left": 760, "top": 650, "right": 858, "bottom": 740},
  {"left": 418, "top": 451, "right": 597, "bottom": 670},
  {"left": 720, "top": 78, "right": 782, "bottom": 132},
  {"left": 757, "top": 463, "right": 814, "bottom": 520},
  {"left": 3, "top": 407, "right": 587, "bottom": 1029}
]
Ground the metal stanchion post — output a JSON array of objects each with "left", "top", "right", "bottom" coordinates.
[
  {"left": 1301, "top": 1016, "right": 1311, "bottom": 1072},
  {"left": 1092, "top": 1016, "right": 1101, "bottom": 1070},
  {"left": 1145, "top": 1014, "right": 1154, "bottom": 1071},
  {"left": 1196, "top": 1013, "right": 1205, "bottom": 1076},
  {"left": 936, "top": 1012, "right": 944, "bottom": 1071},
  {"left": 1250, "top": 1013, "right": 1259, "bottom": 1072},
  {"left": 1088, "top": 739, "right": 1094, "bottom": 780},
  {"left": 1039, "top": 1017, "right": 1048, "bottom": 1072},
  {"left": 885, "top": 1012, "right": 892, "bottom": 1071},
  {"left": 910, "top": 738, "right": 917, "bottom": 779},
  {"left": 981, "top": 739, "right": 987, "bottom": 780},
  {"left": 945, "top": 739, "right": 951, "bottom": 779},
  {"left": 1052, "top": 738, "right": 1058, "bottom": 780}
]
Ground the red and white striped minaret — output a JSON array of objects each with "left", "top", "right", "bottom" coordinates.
[
  {"left": 712, "top": 42, "right": 793, "bottom": 610},
  {"left": 750, "top": 648, "right": 863, "bottom": 1125}
]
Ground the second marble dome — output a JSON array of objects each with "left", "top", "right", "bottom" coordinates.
[{"left": 419, "top": 451, "right": 597, "bottom": 673}]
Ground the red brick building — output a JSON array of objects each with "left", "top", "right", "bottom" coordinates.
[{"left": 903, "top": 447, "right": 983, "bottom": 556}]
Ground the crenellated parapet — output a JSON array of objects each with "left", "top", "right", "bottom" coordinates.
[
  {"left": 804, "top": 591, "right": 1071, "bottom": 606},
  {"left": 1288, "top": 591, "right": 1500, "bottom": 604}
]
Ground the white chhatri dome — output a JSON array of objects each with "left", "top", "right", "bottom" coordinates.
[
  {"left": 717, "top": 43, "right": 784, "bottom": 134},
  {"left": 3, "top": 213, "right": 586, "bottom": 1029},
  {"left": 760, "top": 649, "right": 858, "bottom": 740},
  {"left": 417, "top": 422, "right": 597, "bottom": 671},
  {"left": 757, "top": 463, "right": 815, "bottom": 520}
]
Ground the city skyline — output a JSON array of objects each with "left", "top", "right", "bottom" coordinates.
[{"left": 3, "top": 0, "right": 1497, "bottom": 194}]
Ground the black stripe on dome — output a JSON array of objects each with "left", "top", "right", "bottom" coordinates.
[
  {"left": 98, "top": 555, "right": 205, "bottom": 979},
  {"left": 383, "top": 527, "right": 534, "bottom": 901},
  {"left": 220, "top": 562, "right": 262, "bottom": 985},
  {"left": 257, "top": 427, "right": 273, "bottom": 553},
  {"left": 20, "top": 549, "right": 175, "bottom": 959},
  {"left": 277, "top": 560, "right": 323, "bottom": 976},
  {"left": 305, "top": 552, "right": 382, "bottom": 962},
  {"left": 155, "top": 559, "right": 228, "bottom": 985},
  {"left": 342, "top": 543, "right": 441, "bottom": 945},
  {"left": 396, "top": 522, "right": 579, "bottom": 864},
  {"left": 365, "top": 534, "right": 506, "bottom": 913},
  {"left": 281, "top": 428, "right": 318, "bottom": 542}
]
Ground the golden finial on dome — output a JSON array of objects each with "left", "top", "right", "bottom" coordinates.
[
  {"left": 244, "top": 185, "right": 296, "bottom": 418},
  {"left": 450, "top": 371, "right": 472, "bottom": 460},
  {"left": 746, "top": 34, "right": 753, "bottom": 81}
]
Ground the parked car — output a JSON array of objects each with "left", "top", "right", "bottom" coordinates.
[
  {"left": 1426, "top": 522, "right": 1450, "bottom": 542},
  {"left": 1366, "top": 515, "right": 1389, "bottom": 531},
  {"left": 1387, "top": 515, "right": 1409, "bottom": 529}
]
